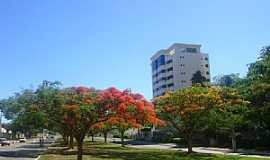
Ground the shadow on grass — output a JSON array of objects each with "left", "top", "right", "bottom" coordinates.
[{"left": 45, "top": 141, "right": 243, "bottom": 160}]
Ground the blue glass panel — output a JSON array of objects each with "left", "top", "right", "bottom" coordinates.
[{"left": 152, "top": 55, "right": 165, "bottom": 71}]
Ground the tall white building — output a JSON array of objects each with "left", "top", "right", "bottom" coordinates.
[{"left": 151, "top": 43, "right": 210, "bottom": 97}]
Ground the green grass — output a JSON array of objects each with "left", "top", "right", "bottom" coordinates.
[{"left": 39, "top": 141, "right": 269, "bottom": 160}]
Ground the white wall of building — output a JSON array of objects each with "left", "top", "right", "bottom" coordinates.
[{"left": 151, "top": 43, "right": 210, "bottom": 97}]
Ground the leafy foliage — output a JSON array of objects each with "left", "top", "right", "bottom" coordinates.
[
  {"left": 98, "top": 87, "right": 162, "bottom": 146},
  {"left": 213, "top": 74, "right": 241, "bottom": 87},
  {"left": 191, "top": 71, "right": 208, "bottom": 85},
  {"left": 155, "top": 85, "right": 222, "bottom": 153},
  {"left": 207, "top": 87, "right": 249, "bottom": 152}
]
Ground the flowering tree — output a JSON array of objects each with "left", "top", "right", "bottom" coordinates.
[
  {"left": 208, "top": 87, "right": 249, "bottom": 152},
  {"left": 155, "top": 85, "right": 222, "bottom": 153},
  {"left": 61, "top": 86, "right": 108, "bottom": 160},
  {"left": 100, "top": 87, "right": 161, "bottom": 146},
  {"left": 92, "top": 121, "right": 113, "bottom": 143}
]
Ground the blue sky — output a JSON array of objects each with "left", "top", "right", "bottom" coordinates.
[{"left": 0, "top": 0, "right": 269, "bottom": 100}]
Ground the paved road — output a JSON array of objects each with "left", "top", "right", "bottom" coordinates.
[{"left": 0, "top": 139, "right": 51, "bottom": 160}]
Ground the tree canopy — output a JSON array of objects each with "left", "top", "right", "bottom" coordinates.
[
  {"left": 191, "top": 71, "right": 208, "bottom": 85},
  {"left": 155, "top": 85, "right": 222, "bottom": 153}
]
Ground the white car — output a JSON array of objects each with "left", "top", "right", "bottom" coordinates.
[
  {"left": 0, "top": 138, "right": 10, "bottom": 146},
  {"left": 19, "top": 138, "right": 27, "bottom": 143}
]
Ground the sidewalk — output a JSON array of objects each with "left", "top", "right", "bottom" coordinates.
[
  {"left": 90, "top": 137, "right": 270, "bottom": 159},
  {"left": 126, "top": 142, "right": 270, "bottom": 159}
]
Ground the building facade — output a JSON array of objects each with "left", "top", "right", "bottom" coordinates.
[{"left": 151, "top": 43, "right": 210, "bottom": 97}]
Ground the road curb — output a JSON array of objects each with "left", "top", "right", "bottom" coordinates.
[{"left": 35, "top": 155, "right": 41, "bottom": 160}]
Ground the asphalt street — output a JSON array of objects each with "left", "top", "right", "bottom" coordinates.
[{"left": 0, "top": 139, "right": 49, "bottom": 160}]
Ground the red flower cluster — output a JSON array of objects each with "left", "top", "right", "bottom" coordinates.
[
  {"left": 98, "top": 87, "right": 162, "bottom": 130},
  {"left": 61, "top": 86, "right": 163, "bottom": 135}
]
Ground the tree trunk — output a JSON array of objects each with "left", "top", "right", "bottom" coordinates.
[
  {"left": 232, "top": 129, "right": 237, "bottom": 153},
  {"left": 69, "top": 134, "right": 74, "bottom": 149},
  {"left": 75, "top": 135, "right": 85, "bottom": 160},
  {"left": 104, "top": 131, "right": 107, "bottom": 143},
  {"left": 29, "top": 132, "right": 32, "bottom": 138},
  {"left": 39, "top": 138, "right": 43, "bottom": 147},
  {"left": 77, "top": 140, "right": 83, "bottom": 160},
  {"left": 91, "top": 134, "right": 94, "bottom": 142},
  {"left": 120, "top": 130, "right": 125, "bottom": 147},
  {"left": 62, "top": 134, "right": 69, "bottom": 146},
  {"left": 209, "top": 137, "right": 216, "bottom": 147},
  {"left": 187, "top": 134, "right": 193, "bottom": 153},
  {"left": 25, "top": 131, "right": 30, "bottom": 139}
]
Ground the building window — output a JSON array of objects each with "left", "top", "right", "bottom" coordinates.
[
  {"left": 152, "top": 55, "right": 165, "bottom": 71},
  {"left": 155, "top": 77, "right": 167, "bottom": 84},
  {"left": 168, "top": 83, "right": 174, "bottom": 87},
  {"left": 167, "top": 67, "right": 173, "bottom": 72},
  {"left": 205, "top": 57, "right": 208, "bottom": 61},
  {"left": 180, "top": 72, "right": 186, "bottom": 75},
  {"left": 153, "top": 73, "right": 158, "bottom": 78},
  {"left": 153, "top": 69, "right": 166, "bottom": 78},
  {"left": 180, "top": 56, "right": 184, "bottom": 59},
  {"left": 161, "top": 77, "right": 166, "bottom": 81},
  {"left": 206, "top": 71, "right": 210, "bottom": 75},
  {"left": 167, "top": 75, "right": 174, "bottom": 80},
  {"left": 158, "top": 55, "right": 165, "bottom": 66},
  {"left": 166, "top": 59, "right": 173, "bottom": 64},
  {"left": 181, "top": 80, "right": 186, "bottom": 83},
  {"left": 180, "top": 64, "right": 185, "bottom": 67},
  {"left": 205, "top": 64, "right": 209, "bottom": 68},
  {"left": 186, "top": 48, "right": 197, "bottom": 53},
  {"left": 162, "top": 85, "right": 167, "bottom": 89}
]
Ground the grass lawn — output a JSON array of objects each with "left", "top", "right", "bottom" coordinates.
[{"left": 39, "top": 141, "right": 269, "bottom": 160}]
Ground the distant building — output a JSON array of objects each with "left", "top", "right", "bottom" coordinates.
[{"left": 151, "top": 43, "right": 210, "bottom": 97}]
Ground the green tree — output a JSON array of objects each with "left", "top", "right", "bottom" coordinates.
[
  {"left": 208, "top": 87, "right": 248, "bottom": 152},
  {"left": 213, "top": 74, "right": 240, "bottom": 86},
  {"left": 0, "top": 81, "right": 63, "bottom": 140},
  {"left": 191, "top": 71, "right": 208, "bottom": 85},
  {"left": 0, "top": 89, "right": 42, "bottom": 137},
  {"left": 244, "top": 46, "right": 270, "bottom": 147},
  {"left": 155, "top": 85, "right": 222, "bottom": 153},
  {"left": 247, "top": 46, "right": 270, "bottom": 82}
]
